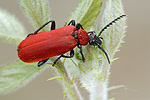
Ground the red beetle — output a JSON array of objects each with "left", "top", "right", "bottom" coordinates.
[{"left": 17, "top": 15, "right": 126, "bottom": 67}]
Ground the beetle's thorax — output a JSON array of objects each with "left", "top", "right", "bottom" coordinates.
[{"left": 72, "top": 29, "right": 89, "bottom": 45}]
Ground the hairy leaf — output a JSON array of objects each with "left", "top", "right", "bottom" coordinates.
[
  {"left": 0, "top": 8, "right": 26, "bottom": 44},
  {"left": 20, "top": 0, "right": 51, "bottom": 32},
  {"left": 100, "top": 0, "right": 127, "bottom": 57},
  {"left": 0, "top": 60, "right": 46, "bottom": 94},
  {"left": 68, "top": 0, "right": 102, "bottom": 30}
]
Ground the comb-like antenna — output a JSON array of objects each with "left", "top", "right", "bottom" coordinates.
[{"left": 98, "top": 15, "right": 126, "bottom": 37}]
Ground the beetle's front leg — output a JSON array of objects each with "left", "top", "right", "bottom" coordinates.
[
  {"left": 77, "top": 44, "right": 85, "bottom": 62},
  {"left": 72, "top": 32, "right": 85, "bottom": 62}
]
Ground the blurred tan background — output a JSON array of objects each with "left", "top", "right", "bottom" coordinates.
[{"left": 0, "top": 0, "right": 150, "bottom": 100}]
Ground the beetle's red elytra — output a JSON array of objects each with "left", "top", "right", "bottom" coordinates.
[{"left": 17, "top": 15, "right": 126, "bottom": 67}]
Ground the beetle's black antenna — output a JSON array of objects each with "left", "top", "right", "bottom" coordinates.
[
  {"left": 98, "top": 15, "right": 126, "bottom": 37},
  {"left": 96, "top": 42, "right": 110, "bottom": 64}
]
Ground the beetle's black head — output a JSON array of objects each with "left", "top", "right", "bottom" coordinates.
[
  {"left": 88, "top": 33, "right": 102, "bottom": 46},
  {"left": 88, "top": 33, "right": 110, "bottom": 64},
  {"left": 87, "top": 15, "right": 126, "bottom": 64}
]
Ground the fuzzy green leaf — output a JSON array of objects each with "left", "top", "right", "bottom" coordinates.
[
  {"left": 0, "top": 60, "right": 46, "bottom": 94},
  {"left": 100, "top": 0, "right": 127, "bottom": 57},
  {"left": 0, "top": 8, "right": 26, "bottom": 44},
  {"left": 68, "top": 0, "right": 102, "bottom": 30},
  {"left": 19, "top": 0, "right": 51, "bottom": 31}
]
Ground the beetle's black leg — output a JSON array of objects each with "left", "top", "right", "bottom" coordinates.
[
  {"left": 27, "top": 20, "right": 56, "bottom": 37},
  {"left": 27, "top": 33, "right": 35, "bottom": 37},
  {"left": 76, "top": 23, "right": 84, "bottom": 30},
  {"left": 61, "top": 49, "right": 74, "bottom": 58},
  {"left": 53, "top": 55, "right": 62, "bottom": 66},
  {"left": 77, "top": 44, "right": 85, "bottom": 62},
  {"left": 68, "top": 20, "right": 75, "bottom": 26},
  {"left": 96, "top": 42, "right": 110, "bottom": 64},
  {"left": 64, "top": 20, "right": 75, "bottom": 26},
  {"left": 52, "top": 50, "right": 74, "bottom": 66},
  {"left": 50, "top": 21, "right": 56, "bottom": 30},
  {"left": 34, "top": 20, "right": 56, "bottom": 34},
  {"left": 38, "top": 58, "right": 49, "bottom": 67},
  {"left": 72, "top": 31, "right": 85, "bottom": 62}
]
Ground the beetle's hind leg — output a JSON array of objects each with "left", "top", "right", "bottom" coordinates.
[
  {"left": 52, "top": 50, "right": 74, "bottom": 66},
  {"left": 37, "top": 49, "right": 74, "bottom": 67},
  {"left": 38, "top": 58, "right": 49, "bottom": 67},
  {"left": 27, "top": 20, "right": 56, "bottom": 37}
]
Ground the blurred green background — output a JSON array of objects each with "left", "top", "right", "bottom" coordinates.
[{"left": 0, "top": 0, "right": 149, "bottom": 100}]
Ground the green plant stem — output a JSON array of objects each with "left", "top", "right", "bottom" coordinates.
[
  {"left": 90, "top": 81, "right": 108, "bottom": 100},
  {"left": 55, "top": 61, "right": 83, "bottom": 100},
  {"left": 90, "top": 62, "right": 110, "bottom": 100}
]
